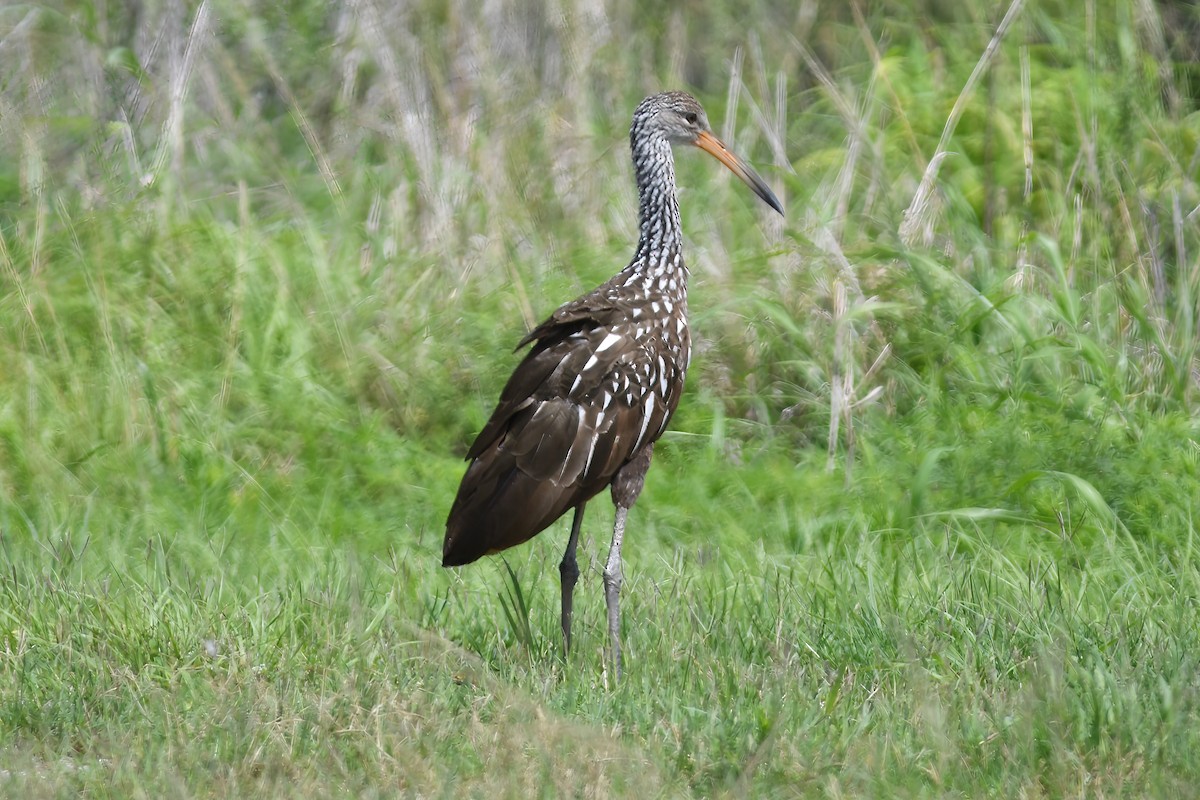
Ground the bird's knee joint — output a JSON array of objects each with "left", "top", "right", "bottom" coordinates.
[
  {"left": 559, "top": 557, "right": 580, "bottom": 584},
  {"left": 603, "top": 567, "right": 623, "bottom": 591}
]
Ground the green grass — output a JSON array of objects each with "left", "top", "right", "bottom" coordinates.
[{"left": 3, "top": 0, "right": 1200, "bottom": 796}]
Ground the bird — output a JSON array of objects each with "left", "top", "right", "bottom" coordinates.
[{"left": 443, "top": 90, "right": 784, "bottom": 668}]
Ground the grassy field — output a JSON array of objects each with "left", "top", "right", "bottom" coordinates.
[{"left": 3, "top": 0, "right": 1200, "bottom": 796}]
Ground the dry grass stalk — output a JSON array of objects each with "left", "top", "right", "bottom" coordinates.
[{"left": 900, "top": 0, "right": 1028, "bottom": 249}]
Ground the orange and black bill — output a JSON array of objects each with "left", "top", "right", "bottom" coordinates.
[{"left": 693, "top": 130, "right": 784, "bottom": 216}]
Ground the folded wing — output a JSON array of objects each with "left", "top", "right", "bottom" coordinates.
[{"left": 443, "top": 299, "right": 677, "bottom": 566}]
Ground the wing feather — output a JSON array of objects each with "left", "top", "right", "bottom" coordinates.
[{"left": 444, "top": 288, "right": 686, "bottom": 567}]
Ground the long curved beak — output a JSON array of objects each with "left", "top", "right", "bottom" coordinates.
[{"left": 693, "top": 130, "right": 784, "bottom": 216}]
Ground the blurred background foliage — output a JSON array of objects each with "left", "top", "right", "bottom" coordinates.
[{"left": 4, "top": 0, "right": 1199, "bottom": 545}]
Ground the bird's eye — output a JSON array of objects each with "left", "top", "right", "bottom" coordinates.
[{"left": 684, "top": 112, "right": 698, "bottom": 125}]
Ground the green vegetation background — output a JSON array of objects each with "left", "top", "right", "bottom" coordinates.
[{"left": 2, "top": 0, "right": 1200, "bottom": 796}]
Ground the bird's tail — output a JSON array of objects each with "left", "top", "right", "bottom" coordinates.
[{"left": 442, "top": 450, "right": 579, "bottom": 567}]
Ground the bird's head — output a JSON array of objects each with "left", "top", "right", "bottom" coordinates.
[{"left": 633, "top": 91, "right": 784, "bottom": 216}]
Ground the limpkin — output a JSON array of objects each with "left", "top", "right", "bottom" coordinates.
[{"left": 443, "top": 91, "right": 783, "bottom": 666}]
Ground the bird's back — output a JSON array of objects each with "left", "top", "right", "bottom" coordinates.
[{"left": 443, "top": 270, "right": 690, "bottom": 566}]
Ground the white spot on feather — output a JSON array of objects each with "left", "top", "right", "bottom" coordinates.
[
  {"left": 636, "top": 394, "right": 656, "bottom": 449},
  {"left": 581, "top": 427, "right": 598, "bottom": 476}
]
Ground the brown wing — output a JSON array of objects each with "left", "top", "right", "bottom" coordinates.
[{"left": 442, "top": 298, "right": 681, "bottom": 567}]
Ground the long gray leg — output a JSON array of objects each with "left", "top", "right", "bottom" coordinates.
[
  {"left": 559, "top": 503, "right": 585, "bottom": 657},
  {"left": 603, "top": 506, "right": 628, "bottom": 669},
  {"left": 605, "top": 444, "right": 654, "bottom": 674}
]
